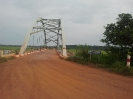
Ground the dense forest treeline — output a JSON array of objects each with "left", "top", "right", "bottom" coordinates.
[
  {"left": 0, "top": 44, "right": 107, "bottom": 51},
  {"left": 66, "top": 45, "right": 107, "bottom": 50}
]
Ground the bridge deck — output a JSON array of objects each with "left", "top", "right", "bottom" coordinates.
[{"left": 0, "top": 49, "right": 133, "bottom": 99}]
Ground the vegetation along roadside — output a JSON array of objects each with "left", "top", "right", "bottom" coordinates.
[{"left": 66, "top": 13, "right": 133, "bottom": 76}]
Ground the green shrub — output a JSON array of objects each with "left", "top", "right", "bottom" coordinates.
[
  {"left": 66, "top": 56, "right": 88, "bottom": 65},
  {"left": 75, "top": 45, "right": 89, "bottom": 60},
  {"left": 66, "top": 44, "right": 133, "bottom": 76},
  {"left": 0, "top": 56, "right": 15, "bottom": 63},
  {"left": 0, "top": 57, "right": 7, "bottom": 63},
  {"left": 15, "top": 50, "right": 19, "bottom": 54},
  {"left": 110, "top": 61, "right": 132, "bottom": 75}
]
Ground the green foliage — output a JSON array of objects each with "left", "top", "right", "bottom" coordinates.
[
  {"left": 66, "top": 45, "right": 89, "bottom": 64},
  {"left": 67, "top": 49, "right": 76, "bottom": 53},
  {"left": 101, "top": 13, "right": 133, "bottom": 63},
  {"left": 110, "top": 61, "right": 133, "bottom": 76},
  {"left": 0, "top": 57, "right": 7, "bottom": 63},
  {"left": 66, "top": 56, "right": 88, "bottom": 65},
  {"left": 75, "top": 44, "right": 89, "bottom": 62},
  {"left": 0, "top": 56, "right": 15, "bottom": 63},
  {"left": 101, "top": 13, "right": 133, "bottom": 47},
  {"left": 0, "top": 45, "right": 20, "bottom": 50},
  {"left": 66, "top": 45, "right": 107, "bottom": 51},
  {"left": 100, "top": 13, "right": 133, "bottom": 67},
  {"left": 15, "top": 50, "right": 19, "bottom": 54},
  {"left": 66, "top": 44, "right": 133, "bottom": 76}
]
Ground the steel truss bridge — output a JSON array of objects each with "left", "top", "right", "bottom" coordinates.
[{"left": 19, "top": 18, "right": 67, "bottom": 56}]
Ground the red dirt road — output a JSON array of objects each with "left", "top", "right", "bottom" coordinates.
[{"left": 0, "top": 49, "right": 133, "bottom": 99}]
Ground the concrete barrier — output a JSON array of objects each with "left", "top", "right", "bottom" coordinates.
[
  {"left": 0, "top": 50, "right": 3, "bottom": 57},
  {"left": 127, "top": 55, "right": 131, "bottom": 68},
  {"left": 28, "top": 53, "right": 30, "bottom": 55},
  {"left": 24, "top": 53, "right": 27, "bottom": 55},
  {"left": 13, "top": 54, "right": 19, "bottom": 58},
  {"left": 19, "top": 54, "right": 24, "bottom": 57},
  {"left": 16, "top": 55, "right": 19, "bottom": 57},
  {"left": 56, "top": 50, "right": 67, "bottom": 59}
]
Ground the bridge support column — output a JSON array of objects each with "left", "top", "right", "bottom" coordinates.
[
  {"left": 60, "top": 19, "right": 67, "bottom": 57},
  {"left": 19, "top": 18, "right": 41, "bottom": 54}
]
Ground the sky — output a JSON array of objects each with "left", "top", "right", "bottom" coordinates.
[{"left": 0, "top": 0, "right": 133, "bottom": 46}]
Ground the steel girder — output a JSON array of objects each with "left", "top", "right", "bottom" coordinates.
[{"left": 19, "top": 18, "right": 67, "bottom": 56}]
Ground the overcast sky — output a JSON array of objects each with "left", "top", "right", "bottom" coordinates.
[{"left": 0, "top": 0, "right": 133, "bottom": 46}]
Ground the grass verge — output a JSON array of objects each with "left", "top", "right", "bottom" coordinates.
[
  {"left": 0, "top": 57, "right": 15, "bottom": 63},
  {"left": 66, "top": 56, "right": 133, "bottom": 76}
]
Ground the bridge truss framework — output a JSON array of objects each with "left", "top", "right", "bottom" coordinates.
[{"left": 19, "top": 18, "right": 67, "bottom": 56}]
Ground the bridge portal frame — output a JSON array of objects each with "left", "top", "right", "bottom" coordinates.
[{"left": 19, "top": 18, "right": 67, "bottom": 57}]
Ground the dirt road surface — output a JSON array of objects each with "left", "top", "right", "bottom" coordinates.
[{"left": 0, "top": 49, "right": 133, "bottom": 99}]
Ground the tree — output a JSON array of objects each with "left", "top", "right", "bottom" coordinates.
[
  {"left": 101, "top": 13, "right": 133, "bottom": 47},
  {"left": 101, "top": 13, "right": 133, "bottom": 61}
]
